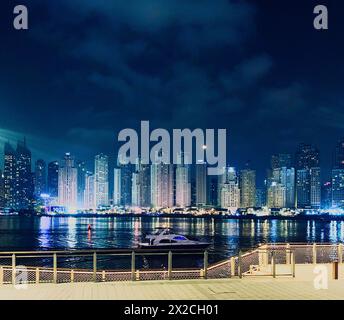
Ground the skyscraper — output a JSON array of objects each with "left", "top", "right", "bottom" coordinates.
[
  {"left": 132, "top": 159, "right": 150, "bottom": 208},
  {"left": 94, "top": 154, "right": 109, "bottom": 208},
  {"left": 239, "top": 166, "right": 256, "bottom": 208},
  {"left": 332, "top": 169, "right": 344, "bottom": 208},
  {"left": 113, "top": 168, "right": 121, "bottom": 206},
  {"left": 3, "top": 142, "right": 16, "bottom": 209},
  {"left": 0, "top": 170, "right": 4, "bottom": 208},
  {"left": 15, "top": 139, "right": 33, "bottom": 210},
  {"left": 333, "top": 138, "right": 344, "bottom": 169},
  {"left": 58, "top": 153, "right": 78, "bottom": 211},
  {"left": 76, "top": 160, "right": 86, "bottom": 209},
  {"left": 295, "top": 143, "right": 321, "bottom": 209},
  {"left": 220, "top": 167, "right": 240, "bottom": 211},
  {"left": 34, "top": 159, "right": 46, "bottom": 198},
  {"left": 175, "top": 166, "right": 191, "bottom": 208},
  {"left": 271, "top": 154, "right": 292, "bottom": 169},
  {"left": 151, "top": 162, "right": 174, "bottom": 208},
  {"left": 47, "top": 161, "right": 59, "bottom": 198},
  {"left": 84, "top": 171, "right": 95, "bottom": 210},
  {"left": 196, "top": 161, "right": 207, "bottom": 207},
  {"left": 330, "top": 139, "right": 344, "bottom": 208}
]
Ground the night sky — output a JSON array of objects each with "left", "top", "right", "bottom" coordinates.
[{"left": 0, "top": 0, "right": 343, "bottom": 185}]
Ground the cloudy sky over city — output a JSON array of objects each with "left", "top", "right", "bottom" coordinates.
[{"left": 0, "top": 0, "right": 343, "bottom": 183}]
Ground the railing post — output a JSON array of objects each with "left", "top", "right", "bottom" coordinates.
[
  {"left": 168, "top": 251, "right": 172, "bottom": 280},
  {"left": 286, "top": 243, "right": 291, "bottom": 265},
  {"left": 230, "top": 257, "right": 235, "bottom": 277},
  {"left": 312, "top": 243, "right": 317, "bottom": 264},
  {"left": 272, "top": 251, "right": 276, "bottom": 278},
  {"left": 93, "top": 252, "right": 97, "bottom": 282},
  {"left": 53, "top": 253, "right": 57, "bottom": 284},
  {"left": 131, "top": 251, "right": 136, "bottom": 281},
  {"left": 338, "top": 244, "right": 343, "bottom": 264},
  {"left": 332, "top": 261, "right": 339, "bottom": 280},
  {"left": 292, "top": 251, "right": 295, "bottom": 278},
  {"left": 35, "top": 268, "right": 40, "bottom": 284},
  {"left": 203, "top": 250, "right": 208, "bottom": 279},
  {"left": 71, "top": 270, "right": 74, "bottom": 283},
  {"left": 0, "top": 267, "right": 3, "bottom": 285},
  {"left": 238, "top": 250, "right": 242, "bottom": 279},
  {"left": 11, "top": 254, "right": 16, "bottom": 285}
]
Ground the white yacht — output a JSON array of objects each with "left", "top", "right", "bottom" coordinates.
[{"left": 139, "top": 228, "right": 210, "bottom": 250}]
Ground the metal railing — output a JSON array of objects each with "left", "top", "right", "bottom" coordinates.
[{"left": 0, "top": 243, "right": 343, "bottom": 285}]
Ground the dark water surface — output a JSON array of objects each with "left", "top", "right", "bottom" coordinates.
[{"left": 0, "top": 216, "right": 343, "bottom": 269}]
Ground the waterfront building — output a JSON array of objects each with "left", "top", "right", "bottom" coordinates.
[
  {"left": 255, "top": 188, "right": 266, "bottom": 207},
  {"left": 321, "top": 181, "right": 332, "bottom": 209},
  {"left": 58, "top": 153, "right": 78, "bottom": 211},
  {"left": 239, "top": 166, "right": 256, "bottom": 208},
  {"left": 3, "top": 142, "right": 16, "bottom": 209},
  {"left": 14, "top": 139, "right": 33, "bottom": 210},
  {"left": 0, "top": 171, "right": 4, "bottom": 207},
  {"left": 331, "top": 169, "right": 344, "bottom": 208},
  {"left": 310, "top": 167, "right": 321, "bottom": 209},
  {"left": 219, "top": 167, "right": 240, "bottom": 212},
  {"left": 195, "top": 161, "right": 207, "bottom": 207},
  {"left": 113, "top": 168, "right": 121, "bottom": 206},
  {"left": 176, "top": 166, "right": 191, "bottom": 208},
  {"left": 333, "top": 138, "right": 344, "bottom": 169},
  {"left": 267, "top": 182, "right": 286, "bottom": 208},
  {"left": 207, "top": 175, "right": 218, "bottom": 207},
  {"left": 34, "top": 159, "right": 46, "bottom": 199},
  {"left": 76, "top": 160, "right": 86, "bottom": 209},
  {"left": 151, "top": 161, "right": 174, "bottom": 208},
  {"left": 47, "top": 161, "right": 59, "bottom": 198},
  {"left": 84, "top": 171, "right": 95, "bottom": 210},
  {"left": 119, "top": 163, "right": 133, "bottom": 207},
  {"left": 295, "top": 143, "right": 321, "bottom": 209},
  {"left": 133, "top": 160, "right": 151, "bottom": 207},
  {"left": 94, "top": 154, "right": 109, "bottom": 208}
]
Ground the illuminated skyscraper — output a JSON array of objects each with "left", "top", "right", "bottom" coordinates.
[
  {"left": 132, "top": 159, "right": 150, "bottom": 207},
  {"left": 332, "top": 169, "right": 344, "bottom": 208},
  {"left": 47, "top": 161, "right": 59, "bottom": 198},
  {"left": 34, "top": 159, "right": 46, "bottom": 198},
  {"left": 151, "top": 162, "right": 173, "bottom": 208},
  {"left": 295, "top": 143, "right": 321, "bottom": 209},
  {"left": 196, "top": 161, "right": 207, "bottom": 207},
  {"left": 220, "top": 167, "right": 240, "bottom": 212},
  {"left": 113, "top": 168, "right": 121, "bottom": 206},
  {"left": 84, "top": 171, "right": 95, "bottom": 210},
  {"left": 76, "top": 160, "right": 86, "bottom": 209},
  {"left": 15, "top": 139, "right": 33, "bottom": 210},
  {"left": 94, "top": 154, "right": 109, "bottom": 208},
  {"left": 58, "top": 153, "right": 78, "bottom": 211},
  {"left": 239, "top": 166, "right": 256, "bottom": 208},
  {"left": 3, "top": 142, "right": 16, "bottom": 209}
]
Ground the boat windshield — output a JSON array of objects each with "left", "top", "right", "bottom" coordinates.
[{"left": 173, "top": 235, "right": 188, "bottom": 241}]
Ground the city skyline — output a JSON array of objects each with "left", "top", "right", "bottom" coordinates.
[{"left": 2, "top": 136, "right": 344, "bottom": 212}]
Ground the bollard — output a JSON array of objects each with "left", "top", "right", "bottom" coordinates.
[
  {"left": 168, "top": 251, "right": 172, "bottom": 280},
  {"left": 11, "top": 254, "right": 16, "bottom": 285},
  {"left": 272, "top": 251, "right": 276, "bottom": 278},
  {"left": 93, "top": 252, "right": 97, "bottom": 282},
  {"left": 230, "top": 257, "right": 235, "bottom": 277},
  {"left": 53, "top": 253, "right": 57, "bottom": 284},
  {"left": 291, "top": 252, "right": 296, "bottom": 278},
  {"left": 332, "top": 261, "right": 339, "bottom": 280},
  {"left": 312, "top": 243, "right": 317, "bottom": 264},
  {"left": 131, "top": 251, "right": 136, "bottom": 281},
  {"left": 203, "top": 250, "right": 208, "bottom": 279}
]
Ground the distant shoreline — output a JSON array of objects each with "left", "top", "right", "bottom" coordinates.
[{"left": 12, "top": 212, "right": 344, "bottom": 222}]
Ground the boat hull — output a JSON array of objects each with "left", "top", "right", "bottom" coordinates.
[{"left": 138, "top": 243, "right": 210, "bottom": 251}]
